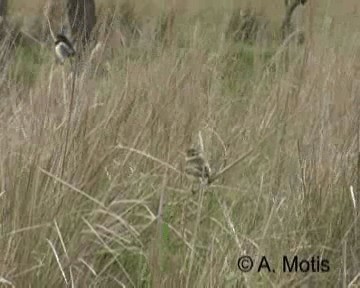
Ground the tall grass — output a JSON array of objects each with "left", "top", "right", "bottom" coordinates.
[{"left": 0, "top": 1, "right": 360, "bottom": 287}]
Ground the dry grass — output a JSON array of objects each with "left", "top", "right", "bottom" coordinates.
[{"left": 0, "top": 0, "right": 360, "bottom": 287}]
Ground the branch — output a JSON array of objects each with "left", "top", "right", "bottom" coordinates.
[{"left": 208, "top": 148, "right": 254, "bottom": 184}]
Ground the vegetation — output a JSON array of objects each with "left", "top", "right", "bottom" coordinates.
[{"left": 0, "top": 0, "right": 360, "bottom": 287}]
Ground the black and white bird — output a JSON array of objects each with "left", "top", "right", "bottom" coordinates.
[
  {"left": 54, "top": 33, "right": 76, "bottom": 64},
  {"left": 185, "top": 147, "right": 211, "bottom": 192}
]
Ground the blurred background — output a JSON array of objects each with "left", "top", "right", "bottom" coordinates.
[{"left": 0, "top": 0, "right": 360, "bottom": 287}]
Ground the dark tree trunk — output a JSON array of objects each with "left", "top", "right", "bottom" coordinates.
[
  {"left": 0, "top": 0, "right": 6, "bottom": 18},
  {"left": 66, "top": 0, "right": 96, "bottom": 48},
  {"left": 281, "top": 0, "right": 307, "bottom": 39},
  {"left": 0, "top": 0, "right": 7, "bottom": 34}
]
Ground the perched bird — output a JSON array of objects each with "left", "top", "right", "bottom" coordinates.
[
  {"left": 54, "top": 33, "right": 76, "bottom": 64},
  {"left": 185, "top": 147, "right": 211, "bottom": 192}
]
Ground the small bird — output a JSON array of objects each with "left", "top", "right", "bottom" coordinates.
[
  {"left": 54, "top": 33, "right": 76, "bottom": 64},
  {"left": 185, "top": 147, "right": 211, "bottom": 192}
]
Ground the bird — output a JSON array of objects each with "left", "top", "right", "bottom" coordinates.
[
  {"left": 54, "top": 33, "right": 76, "bottom": 64},
  {"left": 185, "top": 147, "right": 211, "bottom": 192}
]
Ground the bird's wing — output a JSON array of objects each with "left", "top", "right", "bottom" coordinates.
[
  {"left": 204, "top": 163, "right": 211, "bottom": 178},
  {"left": 185, "top": 165, "right": 203, "bottom": 178},
  {"left": 61, "top": 42, "right": 75, "bottom": 56}
]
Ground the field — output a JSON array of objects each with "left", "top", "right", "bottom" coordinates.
[{"left": 1, "top": 0, "right": 360, "bottom": 287}]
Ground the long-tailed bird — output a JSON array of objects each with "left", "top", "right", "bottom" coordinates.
[
  {"left": 54, "top": 34, "right": 76, "bottom": 64},
  {"left": 185, "top": 147, "right": 211, "bottom": 192}
]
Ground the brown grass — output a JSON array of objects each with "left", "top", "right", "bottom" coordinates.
[{"left": 0, "top": 0, "right": 360, "bottom": 287}]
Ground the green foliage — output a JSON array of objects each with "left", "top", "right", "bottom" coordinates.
[
  {"left": 10, "top": 43, "right": 49, "bottom": 86},
  {"left": 1, "top": 1, "right": 359, "bottom": 287},
  {"left": 221, "top": 42, "right": 274, "bottom": 93}
]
